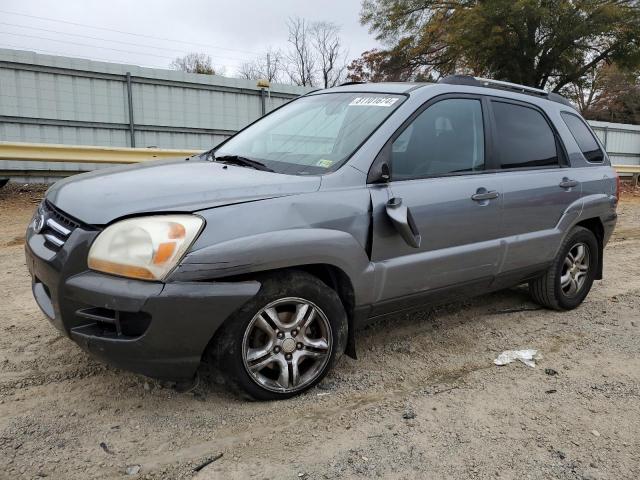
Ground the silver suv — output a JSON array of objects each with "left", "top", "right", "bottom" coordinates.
[{"left": 25, "top": 76, "right": 618, "bottom": 400}]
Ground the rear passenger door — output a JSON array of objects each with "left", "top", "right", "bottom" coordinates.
[
  {"left": 490, "top": 99, "right": 582, "bottom": 273},
  {"left": 370, "top": 96, "right": 503, "bottom": 313}
]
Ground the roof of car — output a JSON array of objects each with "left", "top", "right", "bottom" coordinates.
[
  {"left": 314, "top": 76, "right": 575, "bottom": 109},
  {"left": 313, "top": 82, "right": 429, "bottom": 95}
]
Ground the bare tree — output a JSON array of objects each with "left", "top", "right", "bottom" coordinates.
[
  {"left": 237, "top": 49, "right": 284, "bottom": 83},
  {"left": 312, "top": 22, "right": 347, "bottom": 88},
  {"left": 170, "top": 53, "right": 215, "bottom": 75},
  {"left": 237, "top": 61, "right": 260, "bottom": 81},
  {"left": 285, "top": 17, "right": 316, "bottom": 87}
]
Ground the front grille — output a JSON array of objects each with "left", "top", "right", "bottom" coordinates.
[{"left": 41, "top": 201, "right": 83, "bottom": 250}]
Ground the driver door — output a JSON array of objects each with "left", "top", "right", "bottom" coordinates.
[{"left": 369, "top": 96, "right": 504, "bottom": 315}]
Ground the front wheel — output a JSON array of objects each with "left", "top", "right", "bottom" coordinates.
[
  {"left": 529, "top": 226, "right": 599, "bottom": 310},
  {"left": 208, "top": 271, "right": 348, "bottom": 400}
]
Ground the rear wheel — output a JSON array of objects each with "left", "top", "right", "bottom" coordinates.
[
  {"left": 208, "top": 271, "right": 348, "bottom": 400},
  {"left": 529, "top": 226, "right": 598, "bottom": 310}
]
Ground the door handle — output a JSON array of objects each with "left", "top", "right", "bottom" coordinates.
[
  {"left": 385, "top": 197, "right": 421, "bottom": 248},
  {"left": 471, "top": 190, "right": 499, "bottom": 201},
  {"left": 559, "top": 178, "right": 579, "bottom": 189}
]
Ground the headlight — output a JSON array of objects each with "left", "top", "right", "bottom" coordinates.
[{"left": 88, "top": 215, "right": 204, "bottom": 281}]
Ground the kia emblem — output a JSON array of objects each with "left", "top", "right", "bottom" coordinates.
[{"left": 33, "top": 212, "right": 46, "bottom": 234}]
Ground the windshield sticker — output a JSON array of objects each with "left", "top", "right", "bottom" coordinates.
[
  {"left": 349, "top": 97, "right": 399, "bottom": 107},
  {"left": 316, "top": 159, "right": 334, "bottom": 168}
]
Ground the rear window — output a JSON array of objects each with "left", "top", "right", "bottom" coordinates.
[
  {"left": 561, "top": 112, "right": 605, "bottom": 163},
  {"left": 492, "top": 101, "right": 559, "bottom": 169}
]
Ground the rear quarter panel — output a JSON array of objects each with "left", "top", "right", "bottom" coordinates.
[{"left": 549, "top": 102, "right": 618, "bottom": 242}]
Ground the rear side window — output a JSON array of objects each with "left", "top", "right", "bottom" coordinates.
[
  {"left": 561, "top": 112, "right": 605, "bottom": 163},
  {"left": 492, "top": 101, "right": 559, "bottom": 169},
  {"left": 390, "top": 98, "right": 485, "bottom": 180}
]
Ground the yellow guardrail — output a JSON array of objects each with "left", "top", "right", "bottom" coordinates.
[
  {"left": 0, "top": 142, "right": 638, "bottom": 181},
  {"left": 0, "top": 141, "right": 202, "bottom": 164},
  {"left": 616, "top": 164, "right": 640, "bottom": 186},
  {"left": 614, "top": 164, "right": 640, "bottom": 174}
]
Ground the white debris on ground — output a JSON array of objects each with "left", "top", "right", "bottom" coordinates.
[
  {"left": 125, "top": 465, "right": 141, "bottom": 475},
  {"left": 494, "top": 349, "right": 542, "bottom": 368}
]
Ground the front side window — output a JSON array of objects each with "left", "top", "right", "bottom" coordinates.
[
  {"left": 391, "top": 98, "right": 485, "bottom": 180},
  {"left": 561, "top": 112, "right": 605, "bottom": 163},
  {"left": 492, "top": 101, "right": 559, "bottom": 169},
  {"left": 215, "top": 93, "right": 404, "bottom": 175}
]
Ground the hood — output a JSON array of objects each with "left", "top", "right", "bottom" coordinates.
[{"left": 46, "top": 157, "right": 321, "bottom": 225}]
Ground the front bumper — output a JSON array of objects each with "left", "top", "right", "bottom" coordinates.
[{"left": 25, "top": 217, "right": 259, "bottom": 381}]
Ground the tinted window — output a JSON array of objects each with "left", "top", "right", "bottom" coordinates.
[
  {"left": 391, "top": 99, "right": 484, "bottom": 180},
  {"left": 561, "top": 112, "right": 604, "bottom": 163},
  {"left": 492, "top": 102, "right": 559, "bottom": 169}
]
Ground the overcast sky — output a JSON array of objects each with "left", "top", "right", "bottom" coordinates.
[{"left": 0, "top": 0, "right": 379, "bottom": 76}]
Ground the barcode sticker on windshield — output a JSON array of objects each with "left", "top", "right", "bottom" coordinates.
[{"left": 349, "top": 97, "right": 399, "bottom": 107}]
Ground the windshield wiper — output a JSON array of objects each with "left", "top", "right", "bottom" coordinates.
[{"left": 213, "top": 154, "right": 274, "bottom": 172}]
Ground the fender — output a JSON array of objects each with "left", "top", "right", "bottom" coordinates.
[
  {"left": 554, "top": 192, "right": 614, "bottom": 257},
  {"left": 169, "top": 228, "right": 376, "bottom": 305},
  {"left": 579, "top": 193, "right": 617, "bottom": 223},
  {"left": 566, "top": 193, "right": 617, "bottom": 279}
]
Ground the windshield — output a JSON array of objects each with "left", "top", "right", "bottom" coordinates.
[{"left": 214, "top": 92, "right": 405, "bottom": 175}]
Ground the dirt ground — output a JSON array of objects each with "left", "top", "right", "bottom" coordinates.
[{"left": 0, "top": 183, "right": 639, "bottom": 480}]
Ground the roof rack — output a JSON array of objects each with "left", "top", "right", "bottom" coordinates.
[{"left": 438, "top": 75, "right": 574, "bottom": 108}]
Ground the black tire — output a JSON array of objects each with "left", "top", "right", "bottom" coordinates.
[
  {"left": 529, "top": 226, "right": 599, "bottom": 310},
  {"left": 206, "top": 270, "right": 348, "bottom": 400}
]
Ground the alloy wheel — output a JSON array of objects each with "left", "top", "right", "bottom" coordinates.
[
  {"left": 560, "top": 242, "right": 590, "bottom": 297},
  {"left": 241, "top": 297, "right": 332, "bottom": 393}
]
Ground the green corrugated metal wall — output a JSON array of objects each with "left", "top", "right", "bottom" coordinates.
[{"left": 0, "top": 48, "right": 311, "bottom": 150}]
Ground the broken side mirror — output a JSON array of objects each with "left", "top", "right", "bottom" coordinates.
[{"left": 385, "top": 197, "right": 421, "bottom": 248}]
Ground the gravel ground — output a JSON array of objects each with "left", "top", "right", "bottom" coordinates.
[{"left": 1, "top": 183, "right": 639, "bottom": 480}]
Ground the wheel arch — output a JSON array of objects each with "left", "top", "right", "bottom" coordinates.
[
  {"left": 197, "top": 262, "right": 360, "bottom": 370},
  {"left": 241, "top": 264, "right": 359, "bottom": 358},
  {"left": 297, "top": 264, "right": 355, "bottom": 318}
]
